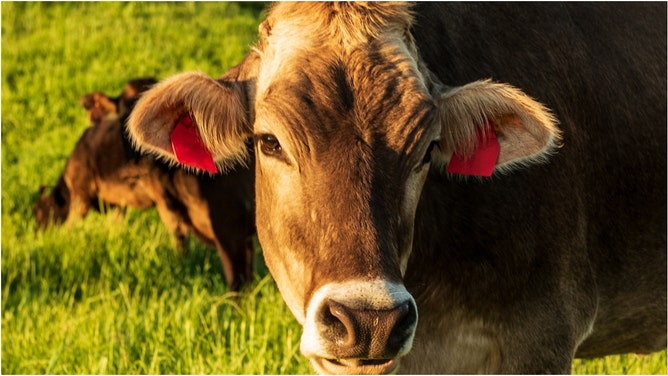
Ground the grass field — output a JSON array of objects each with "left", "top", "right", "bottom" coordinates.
[{"left": 2, "top": 2, "right": 665, "bottom": 374}]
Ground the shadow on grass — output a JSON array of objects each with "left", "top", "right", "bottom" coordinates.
[
  {"left": 2, "top": 205, "right": 269, "bottom": 307},
  {"left": 160, "top": 232, "right": 270, "bottom": 292}
]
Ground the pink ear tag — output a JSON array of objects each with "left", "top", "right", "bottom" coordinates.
[
  {"left": 170, "top": 115, "right": 217, "bottom": 173},
  {"left": 447, "top": 122, "right": 500, "bottom": 177}
]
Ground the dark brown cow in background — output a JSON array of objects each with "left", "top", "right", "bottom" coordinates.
[
  {"left": 127, "top": 3, "right": 666, "bottom": 374},
  {"left": 35, "top": 79, "right": 256, "bottom": 290},
  {"left": 35, "top": 78, "right": 160, "bottom": 228}
]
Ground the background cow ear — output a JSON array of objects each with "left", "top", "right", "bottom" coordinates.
[
  {"left": 126, "top": 71, "right": 252, "bottom": 172},
  {"left": 435, "top": 79, "right": 561, "bottom": 174}
]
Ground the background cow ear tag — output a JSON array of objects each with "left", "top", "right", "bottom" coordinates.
[
  {"left": 170, "top": 115, "right": 218, "bottom": 173},
  {"left": 447, "top": 122, "right": 500, "bottom": 177}
]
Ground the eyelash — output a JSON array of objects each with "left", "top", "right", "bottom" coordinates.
[{"left": 421, "top": 141, "right": 439, "bottom": 165}]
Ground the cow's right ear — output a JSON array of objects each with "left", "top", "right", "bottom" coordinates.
[{"left": 126, "top": 71, "right": 252, "bottom": 171}]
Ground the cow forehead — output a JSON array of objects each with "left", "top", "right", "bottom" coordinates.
[
  {"left": 256, "top": 43, "right": 436, "bottom": 164},
  {"left": 263, "top": 2, "right": 415, "bottom": 50},
  {"left": 252, "top": 2, "right": 436, "bottom": 157}
]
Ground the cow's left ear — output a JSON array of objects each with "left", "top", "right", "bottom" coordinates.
[{"left": 434, "top": 79, "right": 561, "bottom": 175}]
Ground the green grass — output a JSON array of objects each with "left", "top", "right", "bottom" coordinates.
[{"left": 1, "top": 2, "right": 665, "bottom": 374}]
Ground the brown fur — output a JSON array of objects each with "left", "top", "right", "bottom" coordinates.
[
  {"left": 126, "top": 2, "right": 666, "bottom": 373},
  {"left": 260, "top": 2, "right": 413, "bottom": 48}
]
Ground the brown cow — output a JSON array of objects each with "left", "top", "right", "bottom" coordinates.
[
  {"left": 35, "top": 79, "right": 256, "bottom": 290},
  {"left": 35, "top": 78, "right": 159, "bottom": 228},
  {"left": 126, "top": 3, "right": 666, "bottom": 374}
]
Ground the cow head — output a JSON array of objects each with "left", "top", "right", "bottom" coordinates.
[
  {"left": 81, "top": 78, "right": 158, "bottom": 125},
  {"left": 81, "top": 91, "right": 118, "bottom": 125},
  {"left": 127, "top": 3, "right": 559, "bottom": 374},
  {"left": 34, "top": 181, "right": 70, "bottom": 229}
]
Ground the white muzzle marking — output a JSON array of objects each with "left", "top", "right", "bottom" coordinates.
[{"left": 300, "top": 279, "right": 418, "bottom": 373}]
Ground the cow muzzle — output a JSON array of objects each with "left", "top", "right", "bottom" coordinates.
[{"left": 300, "top": 280, "right": 418, "bottom": 374}]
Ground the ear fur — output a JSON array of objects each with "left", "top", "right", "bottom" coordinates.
[
  {"left": 126, "top": 71, "right": 252, "bottom": 172},
  {"left": 436, "top": 79, "right": 561, "bottom": 174}
]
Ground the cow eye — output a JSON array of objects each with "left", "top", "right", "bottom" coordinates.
[
  {"left": 421, "top": 141, "right": 439, "bottom": 165},
  {"left": 258, "top": 134, "right": 282, "bottom": 157}
]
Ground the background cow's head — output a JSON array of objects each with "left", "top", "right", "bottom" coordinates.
[
  {"left": 34, "top": 182, "right": 70, "bottom": 229},
  {"left": 127, "top": 3, "right": 559, "bottom": 374},
  {"left": 81, "top": 77, "right": 158, "bottom": 126}
]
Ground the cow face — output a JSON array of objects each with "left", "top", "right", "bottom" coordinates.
[
  {"left": 127, "top": 3, "right": 559, "bottom": 374},
  {"left": 34, "top": 183, "right": 70, "bottom": 229}
]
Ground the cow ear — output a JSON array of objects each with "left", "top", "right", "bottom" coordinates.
[
  {"left": 126, "top": 71, "right": 252, "bottom": 172},
  {"left": 435, "top": 79, "right": 561, "bottom": 175},
  {"left": 81, "top": 92, "right": 118, "bottom": 125}
]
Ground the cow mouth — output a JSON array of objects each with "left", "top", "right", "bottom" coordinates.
[{"left": 311, "top": 357, "right": 399, "bottom": 374}]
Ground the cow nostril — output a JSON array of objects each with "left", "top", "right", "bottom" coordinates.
[
  {"left": 318, "top": 298, "right": 417, "bottom": 358},
  {"left": 323, "top": 300, "right": 358, "bottom": 348}
]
